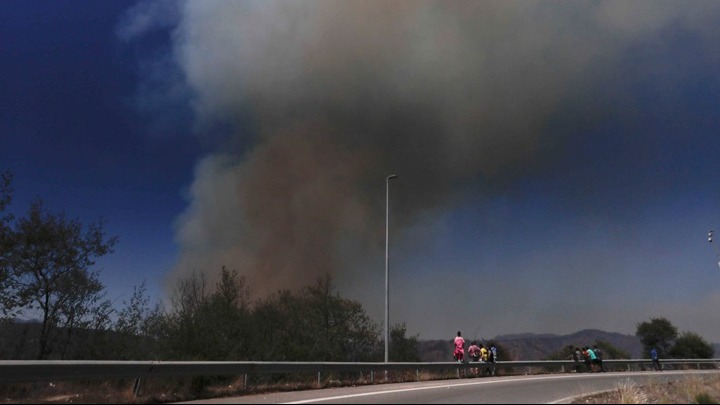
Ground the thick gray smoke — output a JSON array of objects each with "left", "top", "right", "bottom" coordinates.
[{"left": 120, "top": 1, "right": 720, "bottom": 310}]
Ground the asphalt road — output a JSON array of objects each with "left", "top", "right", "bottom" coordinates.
[{"left": 179, "top": 370, "right": 720, "bottom": 404}]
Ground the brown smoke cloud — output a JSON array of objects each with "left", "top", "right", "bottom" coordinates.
[{"left": 121, "top": 1, "right": 720, "bottom": 299}]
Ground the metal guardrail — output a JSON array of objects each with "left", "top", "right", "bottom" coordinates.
[{"left": 0, "top": 358, "right": 718, "bottom": 384}]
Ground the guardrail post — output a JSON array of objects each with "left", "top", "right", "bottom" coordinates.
[
  {"left": 416, "top": 369, "right": 419, "bottom": 381},
  {"left": 370, "top": 370, "right": 374, "bottom": 384},
  {"left": 317, "top": 372, "right": 321, "bottom": 388},
  {"left": 132, "top": 377, "right": 142, "bottom": 397},
  {"left": 243, "top": 373, "right": 248, "bottom": 390}
]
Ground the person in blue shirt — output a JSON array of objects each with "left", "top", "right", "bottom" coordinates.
[
  {"left": 586, "top": 347, "right": 598, "bottom": 372},
  {"left": 650, "top": 347, "right": 661, "bottom": 371}
]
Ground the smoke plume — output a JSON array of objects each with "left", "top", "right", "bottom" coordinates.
[{"left": 122, "top": 1, "right": 720, "bottom": 306}]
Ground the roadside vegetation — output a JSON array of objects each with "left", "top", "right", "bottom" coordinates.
[{"left": 572, "top": 374, "right": 720, "bottom": 404}]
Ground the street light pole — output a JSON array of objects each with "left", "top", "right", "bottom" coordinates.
[{"left": 385, "top": 174, "right": 397, "bottom": 364}]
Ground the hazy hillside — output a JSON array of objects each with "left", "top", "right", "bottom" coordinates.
[
  {"left": 419, "top": 329, "right": 645, "bottom": 362},
  {"left": 495, "top": 329, "right": 644, "bottom": 360}
]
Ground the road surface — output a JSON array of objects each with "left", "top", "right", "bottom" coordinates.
[{"left": 179, "top": 369, "right": 719, "bottom": 404}]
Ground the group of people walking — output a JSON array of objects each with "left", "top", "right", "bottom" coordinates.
[
  {"left": 571, "top": 345, "right": 605, "bottom": 372},
  {"left": 571, "top": 345, "right": 662, "bottom": 372},
  {"left": 453, "top": 331, "right": 498, "bottom": 376},
  {"left": 454, "top": 331, "right": 665, "bottom": 376}
]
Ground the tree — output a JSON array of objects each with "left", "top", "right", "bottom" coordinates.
[
  {"left": 636, "top": 317, "right": 678, "bottom": 358},
  {"left": 158, "top": 267, "right": 253, "bottom": 360},
  {"left": 669, "top": 332, "right": 714, "bottom": 359},
  {"left": 111, "top": 280, "right": 156, "bottom": 360},
  {"left": 115, "top": 281, "right": 152, "bottom": 338},
  {"left": 162, "top": 270, "right": 212, "bottom": 359},
  {"left": 3, "top": 199, "right": 117, "bottom": 359},
  {"left": 300, "top": 274, "right": 379, "bottom": 362},
  {"left": 250, "top": 289, "right": 305, "bottom": 361},
  {"left": 248, "top": 274, "right": 379, "bottom": 362},
  {"left": 0, "top": 171, "right": 11, "bottom": 227},
  {"left": 0, "top": 171, "right": 15, "bottom": 315},
  {"left": 390, "top": 322, "right": 420, "bottom": 362},
  {"left": 154, "top": 271, "right": 380, "bottom": 362},
  {"left": 202, "top": 266, "right": 252, "bottom": 360},
  {"left": 56, "top": 271, "right": 114, "bottom": 360}
]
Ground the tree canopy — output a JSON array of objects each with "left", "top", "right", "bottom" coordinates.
[
  {"left": 0, "top": 173, "right": 119, "bottom": 358},
  {"left": 2, "top": 198, "right": 117, "bottom": 358},
  {"left": 669, "top": 331, "right": 715, "bottom": 359},
  {"left": 636, "top": 317, "right": 678, "bottom": 358},
  {"left": 636, "top": 317, "right": 714, "bottom": 359}
]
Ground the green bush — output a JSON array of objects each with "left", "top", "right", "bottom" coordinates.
[{"left": 695, "top": 392, "right": 718, "bottom": 404}]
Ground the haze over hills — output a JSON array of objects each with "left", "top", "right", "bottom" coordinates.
[
  {"left": 419, "top": 329, "right": 646, "bottom": 362},
  {"left": 494, "top": 329, "right": 645, "bottom": 360}
]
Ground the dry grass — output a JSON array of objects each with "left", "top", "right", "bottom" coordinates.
[
  {"left": 572, "top": 375, "right": 720, "bottom": 404},
  {"left": 1, "top": 380, "right": 144, "bottom": 404}
]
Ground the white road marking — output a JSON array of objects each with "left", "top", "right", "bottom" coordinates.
[{"left": 283, "top": 373, "right": 617, "bottom": 404}]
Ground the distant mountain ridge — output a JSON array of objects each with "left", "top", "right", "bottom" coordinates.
[
  {"left": 419, "top": 329, "right": 645, "bottom": 362},
  {"left": 495, "top": 329, "right": 644, "bottom": 360}
]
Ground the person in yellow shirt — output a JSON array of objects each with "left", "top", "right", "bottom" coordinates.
[{"left": 480, "top": 344, "right": 488, "bottom": 362}]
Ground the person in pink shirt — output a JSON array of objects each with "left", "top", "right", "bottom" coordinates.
[
  {"left": 453, "top": 331, "right": 466, "bottom": 363},
  {"left": 467, "top": 341, "right": 481, "bottom": 375}
]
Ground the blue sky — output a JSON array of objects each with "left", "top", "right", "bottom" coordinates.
[
  {"left": 0, "top": 0, "right": 199, "bottom": 307},
  {"left": 3, "top": 1, "right": 720, "bottom": 343}
]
